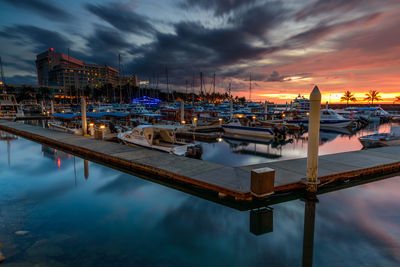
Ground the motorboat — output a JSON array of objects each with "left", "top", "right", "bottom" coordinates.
[
  {"left": 118, "top": 125, "right": 202, "bottom": 157},
  {"left": 222, "top": 118, "right": 276, "bottom": 138},
  {"left": 48, "top": 120, "right": 83, "bottom": 135},
  {"left": 359, "top": 126, "right": 400, "bottom": 148},
  {"left": 286, "top": 109, "right": 353, "bottom": 129}
]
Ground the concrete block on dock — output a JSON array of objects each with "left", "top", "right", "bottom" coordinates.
[{"left": 251, "top": 167, "right": 275, "bottom": 198}]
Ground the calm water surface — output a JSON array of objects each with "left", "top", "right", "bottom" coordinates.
[{"left": 1, "top": 124, "right": 400, "bottom": 266}]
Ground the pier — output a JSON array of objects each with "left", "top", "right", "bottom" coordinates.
[{"left": 1, "top": 120, "right": 400, "bottom": 203}]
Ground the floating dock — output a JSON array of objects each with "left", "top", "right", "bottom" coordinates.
[{"left": 1, "top": 120, "right": 400, "bottom": 203}]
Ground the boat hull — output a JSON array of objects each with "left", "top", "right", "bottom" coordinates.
[
  {"left": 222, "top": 125, "right": 275, "bottom": 138},
  {"left": 286, "top": 119, "right": 353, "bottom": 129}
]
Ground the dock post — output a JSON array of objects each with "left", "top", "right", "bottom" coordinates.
[
  {"left": 230, "top": 100, "right": 233, "bottom": 119},
  {"left": 264, "top": 101, "right": 268, "bottom": 120},
  {"left": 81, "top": 97, "right": 87, "bottom": 136},
  {"left": 89, "top": 123, "right": 94, "bottom": 136},
  {"left": 306, "top": 86, "right": 321, "bottom": 192},
  {"left": 84, "top": 159, "right": 89, "bottom": 179},
  {"left": 180, "top": 100, "right": 185, "bottom": 124},
  {"left": 251, "top": 167, "right": 275, "bottom": 198},
  {"left": 50, "top": 100, "right": 55, "bottom": 114},
  {"left": 326, "top": 101, "right": 329, "bottom": 109}
]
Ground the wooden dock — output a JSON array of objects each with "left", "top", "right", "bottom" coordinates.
[{"left": 1, "top": 120, "right": 400, "bottom": 203}]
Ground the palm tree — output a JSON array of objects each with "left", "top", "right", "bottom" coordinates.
[
  {"left": 394, "top": 96, "right": 400, "bottom": 103},
  {"left": 340, "top": 91, "right": 357, "bottom": 107},
  {"left": 364, "top": 90, "right": 382, "bottom": 105}
]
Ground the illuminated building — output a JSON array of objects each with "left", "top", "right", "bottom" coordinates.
[{"left": 35, "top": 48, "right": 136, "bottom": 90}]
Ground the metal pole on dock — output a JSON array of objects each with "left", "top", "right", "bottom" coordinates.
[
  {"left": 230, "top": 100, "right": 233, "bottom": 120},
  {"left": 180, "top": 100, "right": 185, "bottom": 124},
  {"left": 81, "top": 97, "right": 87, "bottom": 136},
  {"left": 306, "top": 86, "right": 321, "bottom": 192}
]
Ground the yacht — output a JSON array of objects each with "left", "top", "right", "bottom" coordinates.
[
  {"left": 222, "top": 118, "right": 276, "bottom": 138},
  {"left": 118, "top": 125, "right": 202, "bottom": 157},
  {"left": 0, "top": 94, "right": 24, "bottom": 119},
  {"left": 286, "top": 109, "right": 353, "bottom": 129}
]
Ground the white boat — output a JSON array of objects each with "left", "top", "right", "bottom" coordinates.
[
  {"left": 48, "top": 121, "right": 83, "bottom": 135},
  {"left": 359, "top": 126, "right": 400, "bottom": 148},
  {"left": 0, "top": 94, "right": 24, "bottom": 119},
  {"left": 222, "top": 118, "right": 276, "bottom": 138},
  {"left": 118, "top": 125, "right": 202, "bottom": 157},
  {"left": 286, "top": 109, "right": 353, "bottom": 129}
]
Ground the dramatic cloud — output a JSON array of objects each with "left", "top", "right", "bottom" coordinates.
[
  {"left": 86, "top": 3, "right": 156, "bottom": 36},
  {"left": 179, "top": 0, "right": 257, "bottom": 16},
  {"left": 0, "top": 25, "right": 72, "bottom": 53},
  {"left": 3, "top": 0, "right": 72, "bottom": 21}
]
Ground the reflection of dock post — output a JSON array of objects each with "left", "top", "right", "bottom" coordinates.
[
  {"left": 250, "top": 207, "right": 273, "bottom": 235},
  {"left": 305, "top": 86, "right": 321, "bottom": 192},
  {"left": 84, "top": 160, "right": 89, "bottom": 179},
  {"left": 81, "top": 97, "right": 87, "bottom": 136},
  {"left": 7, "top": 139, "right": 10, "bottom": 167},
  {"left": 302, "top": 194, "right": 318, "bottom": 267}
]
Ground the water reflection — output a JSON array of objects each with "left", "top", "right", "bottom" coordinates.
[{"left": 202, "top": 122, "right": 398, "bottom": 166}]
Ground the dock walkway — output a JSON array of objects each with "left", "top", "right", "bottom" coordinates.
[{"left": 1, "top": 120, "right": 400, "bottom": 201}]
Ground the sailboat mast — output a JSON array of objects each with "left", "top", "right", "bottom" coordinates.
[
  {"left": 213, "top": 73, "right": 215, "bottom": 102},
  {"left": 118, "top": 54, "right": 122, "bottom": 103},
  {"left": 249, "top": 72, "right": 252, "bottom": 101},
  {"left": 165, "top": 66, "right": 169, "bottom": 102}
]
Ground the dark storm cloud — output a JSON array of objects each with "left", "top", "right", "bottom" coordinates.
[
  {"left": 179, "top": 0, "right": 257, "bottom": 16},
  {"left": 128, "top": 1, "right": 286, "bottom": 80},
  {"left": 85, "top": 3, "right": 155, "bottom": 36},
  {"left": 0, "top": 25, "right": 72, "bottom": 53},
  {"left": 3, "top": 0, "right": 72, "bottom": 21},
  {"left": 128, "top": 21, "right": 280, "bottom": 79}
]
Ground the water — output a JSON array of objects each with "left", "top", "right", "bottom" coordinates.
[{"left": 1, "top": 125, "right": 400, "bottom": 266}]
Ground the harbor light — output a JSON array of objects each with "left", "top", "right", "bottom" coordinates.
[
  {"left": 282, "top": 114, "right": 286, "bottom": 117},
  {"left": 252, "top": 116, "right": 256, "bottom": 119},
  {"left": 217, "top": 137, "right": 223, "bottom": 142},
  {"left": 218, "top": 118, "right": 222, "bottom": 121},
  {"left": 181, "top": 120, "right": 186, "bottom": 124},
  {"left": 99, "top": 125, "right": 105, "bottom": 130},
  {"left": 194, "top": 117, "right": 198, "bottom": 121}
]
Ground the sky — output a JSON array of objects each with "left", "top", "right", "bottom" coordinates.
[{"left": 0, "top": 0, "right": 400, "bottom": 103}]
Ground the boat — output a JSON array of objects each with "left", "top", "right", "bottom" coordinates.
[
  {"left": 222, "top": 118, "right": 277, "bottom": 138},
  {"left": 48, "top": 120, "right": 83, "bottom": 135},
  {"left": 286, "top": 109, "right": 353, "bottom": 129},
  {"left": 118, "top": 125, "right": 202, "bottom": 157},
  {"left": 358, "top": 126, "right": 400, "bottom": 148},
  {"left": 0, "top": 94, "right": 24, "bottom": 119}
]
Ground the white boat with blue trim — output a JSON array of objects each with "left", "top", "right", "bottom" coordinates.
[
  {"left": 222, "top": 118, "right": 276, "bottom": 138},
  {"left": 286, "top": 109, "right": 353, "bottom": 129}
]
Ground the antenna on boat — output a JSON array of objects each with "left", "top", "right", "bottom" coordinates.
[
  {"left": 118, "top": 53, "right": 122, "bottom": 104},
  {"left": 212, "top": 72, "right": 215, "bottom": 102},
  {"left": 0, "top": 57, "right": 5, "bottom": 93},
  {"left": 249, "top": 72, "right": 252, "bottom": 101}
]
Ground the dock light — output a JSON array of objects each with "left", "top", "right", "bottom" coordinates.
[
  {"left": 252, "top": 116, "right": 256, "bottom": 119},
  {"left": 282, "top": 114, "right": 286, "bottom": 117},
  {"left": 306, "top": 112, "right": 310, "bottom": 116},
  {"left": 93, "top": 109, "right": 97, "bottom": 112},
  {"left": 218, "top": 118, "right": 222, "bottom": 121},
  {"left": 99, "top": 125, "right": 105, "bottom": 130},
  {"left": 217, "top": 137, "right": 223, "bottom": 142},
  {"left": 61, "top": 110, "right": 65, "bottom": 113},
  {"left": 181, "top": 120, "right": 186, "bottom": 124},
  {"left": 238, "top": 114, "right": 243, "bottom": 118},
  {"left": 89, "top": 123, "right": 94, "bottom": 127},
  {"left": 194, "top": 117, "right": 198, "bottom": 121}
]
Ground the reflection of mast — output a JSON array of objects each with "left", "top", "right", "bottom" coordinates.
[
  {"left": 7, "top": 139, "right": 10, "bottom": 167},
  {"left": 302, "top": 194, "right": 318, "bottom": 267},
  {"left": 84, "top": 159, "right": 89, "bottom": 179}
]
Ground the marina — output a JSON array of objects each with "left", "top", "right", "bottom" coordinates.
[{"left": 2, "top": 118, "right": 400, "bottom": 203}]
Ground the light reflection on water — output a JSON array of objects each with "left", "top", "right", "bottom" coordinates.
[
  {"left": 202, "top": 122, "right": 397, "bottom": 166},
  {"left": 0, "top": 126, "right": 400, "bottom": 266}
]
